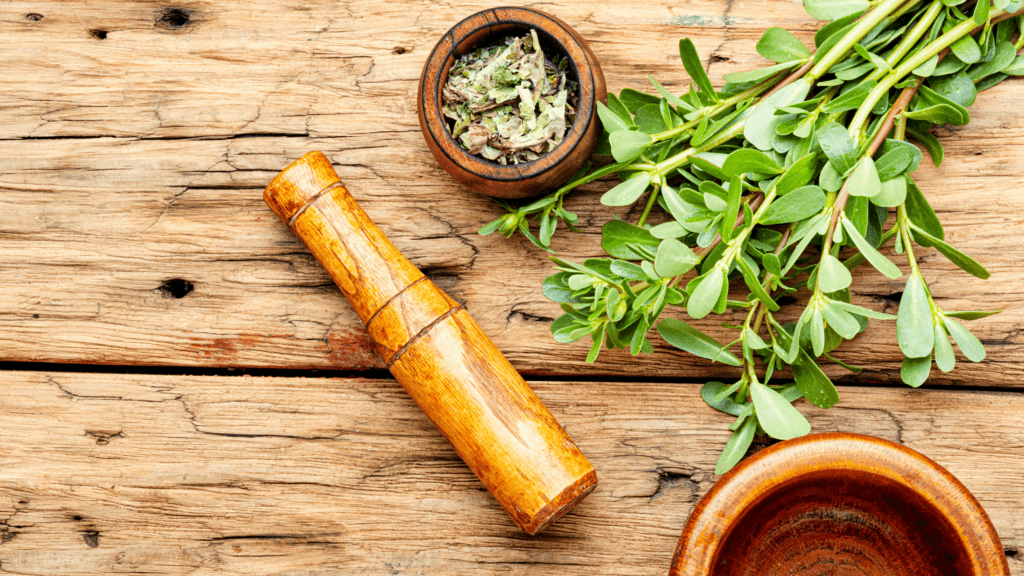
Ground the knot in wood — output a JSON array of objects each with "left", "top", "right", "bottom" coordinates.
[{"left": 156, "top": 8, "right": 190, "bottom": 29}]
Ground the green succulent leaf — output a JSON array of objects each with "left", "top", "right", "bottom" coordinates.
[
  {"left": 655, "top": 238, "right": 699, "bottom": 277},
  {"left": 723, "top": 61, "right": 802, "bottom": 84},
  {"left": 933, "top": 322, "right": 956, "bottom": 372},
  {"left": 687, "top": 268, "right": 726, "bottom": 320},
  {"left": 618, "top": 88, "right": 661, "bottom": 113},
  {"left": 847, "top": 157, "right": 882, "bottom": 198},
  {"left": 943, "top": 316, "right": 987, "bottom": 362},
  {"left": 716, "top": 417, "right": 757, "bottom": 475},
  {"left": 905, "top": 178, "right": 945, "bottom": 239},
  {"left": 818, "top": 254, "right": 853, "bottom": 293},
  {"left": 930, "top": 72, "right": 978, "bottom": 108},
  {"left": 841, "top": 214, "right": 902, "bottom": 279},
  {"left": 822, "top": 80, "right": 877, "bottom": 113},
  {"left": 910, "top": 225, "right": 990, "bottom": 279},
  {"left": 701, "top": 381, "right": 747, "bottom": 415},
  {"left": 658, "top": 318, "right": 742, "bottom": 366},
  {"left": 1004, "top": 55, "right": 1024, "bottom": 76},
  {"left": 757, "top": 27, "right": 811, "bottom": 63},
  {"left": 596, "top": 101, "right": 630, "bottom": 133},
  {"left": 744, "top": 79, "right": 812, "bottom": 151},
  {"left": 820, "top": 300, "right": 861, "bottom": 339},
  {"left": 737, "top": 256, "right": 780, "bottom": 311},
  {"left": 750, "top": 382, "right": 811, "bottom": 440},
  {"left": 951, "top": 34, "right": 982, "bottom": 65},
  {"left": 679, "top": 38, "right": 720, "bottom": 100},
  {"left": 969, "top": 42, "right": 1017, "bottom": 82},
  {"left": 610, "top": 130, "right": 654, "bottom": 163},
  {"left": 602, "top": 220, "right": 661, "bottom": 260},
  {"left": 944, "top": 310, "right": 1001, "bottom": 320},
  {"left": 901, "top": 355, "right": 932, "bottom": 387},
  {"left": 792, "top": 353, "right": 841, "bottom": 408},
  {"left": 774, "top": 153, "right": 820, "bottom": 195},
  {"left": 602, "top": 173, "right": 653, "bottom": 207},
  {"left": 817, "top": 122, "right": 859, "bottom": 174},
  {"left": 804, "top": 0, "right": 870, "bottom": 21},
  {"left": 722, "top": 148, "right": 783, "bottom": 178},
  {"left": 761, "top": 185, "right": 826, "bottom": 225},
  {"left": 897, "top": 275, "right": 934, "bottom": 359},
  {"left": 875, "top": 146, "right": 916, "bottom": 181}
]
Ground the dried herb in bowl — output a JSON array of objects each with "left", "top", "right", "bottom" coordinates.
[{"left": 442, "top": 29, "right": 579, "bottom": 165}]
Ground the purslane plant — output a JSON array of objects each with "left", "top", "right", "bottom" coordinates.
[{"left": 481, "top": 0, "right": 1024, "bottom": 472}]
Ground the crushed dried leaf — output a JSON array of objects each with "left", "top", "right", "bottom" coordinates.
[{"left": 443, "top": 29, "right": 578, "bottom": 165}]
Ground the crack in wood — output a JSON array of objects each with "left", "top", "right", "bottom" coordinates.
[
  {"left": 507, "top": 307, "right": 554, "bottom": 325},
  {"left": 85, "top": 429, "right": 124, "bottom": 445},
  {"left": 648, "top": 467, "right": 700, "bottom": 502}
]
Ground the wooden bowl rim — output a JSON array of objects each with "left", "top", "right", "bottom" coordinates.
[
  {"left": 418, "top": 6, "right": 598, "bottom": 182},
  {"left": 669, "top": 432, "right": 1009, "bottom": 576}
]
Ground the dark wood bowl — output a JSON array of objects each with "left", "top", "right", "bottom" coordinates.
[
  {"left": 416, "top": 7, "right": 606, "bottom": 199},
  {"left": 670, "top": 433, "right": 1009, "bottom": 576}
]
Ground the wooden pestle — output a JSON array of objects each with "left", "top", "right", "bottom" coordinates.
[{"left": 263, "top": 151, "right": 597, "bottom": 534}]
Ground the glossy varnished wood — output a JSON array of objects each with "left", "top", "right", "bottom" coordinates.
[
  {"left": 417, "top": 7, "right": 607, "bottom": 198},
  {"left": 263, "top": 151, "right": 595, "bottom": 534},
  {"left": 670, "top": 433, "right": 1010, "bottom": 576}
]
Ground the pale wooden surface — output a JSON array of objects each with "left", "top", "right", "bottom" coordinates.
[
  {"left": 1, "top": 0, "right": 1023, "bottom": 384},
  {"left": 1, "top": 0, "right": 1023, "bottom": 574},
  {"left": 0, "top": 371, "right": 1021, "bottom": 575}
]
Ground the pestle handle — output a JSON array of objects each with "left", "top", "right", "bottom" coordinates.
[{"left": 263, "top": 151, "right": 596, "bottom": 534}]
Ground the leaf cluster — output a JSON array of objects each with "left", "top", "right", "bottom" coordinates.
[{"left": 483, "top": 0, "right": 1020, "bottom": 473}]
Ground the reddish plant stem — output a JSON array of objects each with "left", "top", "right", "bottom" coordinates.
[
  {"left": 818, "top": 4, "right": 1011, "bottom": 243},
  {"left": 696, "top": 194, "right": 766, "bottom": 259},
  {"left": 868, "top": 78, "right": 925, "bottom": 154},
  {"left": 823, "top": 78, "right": 924, "bottom": 245},
  {"left": 670, "top": 194, "right": 766, "bottom": 290},
  {"left": 746, "top": 226, "right": 793, "bottom": 336},
  {"left": 763, "top": 59, "right": 816, "bottom": 99}
]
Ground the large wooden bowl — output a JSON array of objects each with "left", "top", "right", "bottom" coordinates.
[
  {"left": 417, "top": 7, "right": 606, "bottom": 199},
  {"left": 670, "top": 433, "right": 1009, "bottom": 576}
]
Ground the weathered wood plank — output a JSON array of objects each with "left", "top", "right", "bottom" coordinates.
[
  {"left": 0, "top": 371, "right": 1020, "bottom": 574},
  {"left": 0, "top": 0, "right": 819, "bottom": 140},
  {"left": 1, "top": 123, "right": 1022, "bottom": 384},
  {"left": 1, "top": 0, "right": 1022, "bottom": 385}
]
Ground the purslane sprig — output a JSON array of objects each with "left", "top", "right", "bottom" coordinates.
[{"left": 486, "top": 0, "right": 1023, "bottom": 472}]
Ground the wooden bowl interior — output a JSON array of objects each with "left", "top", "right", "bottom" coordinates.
[
  {"left": 438, "top": 22, "right": 584, "bottom": 168},
  {"left": 712, "top": 469, "right": 972, "bottom": 576}
]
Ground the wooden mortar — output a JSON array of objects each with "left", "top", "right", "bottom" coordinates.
[
  {"left": 670, "top": 433, "right": 1009, "bottom": 576},
  {"left": 417, "top": 7, "right": 606, "bottom": 199},
  {"left": 263, "top": 151, "right": 597, "bottom": 534}
]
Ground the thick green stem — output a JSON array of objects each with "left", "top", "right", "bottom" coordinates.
[
  {"left": 637, "top": 187, "right": 661, "bottom": 227},
  {"left": 650, "top": 75, "right": 783, "bottom": 144},
  {"left": 653, "top": 0, "right": 923, "bottom": 180},
  {"left": 807, "top": 0, "right": 918, "bottom": 80},
  {"left": 820, "top": 78, "right": 923, "bottom": 260},
  {"left": 848, "top": 7, "right": 1020, "bottom": 139},
  {"left": 749, "top": 226, "right": 793, "bottom": 335},
  {"left": 897, "top": 205, "right": 921, "bottom": 276},
  {"left": 866, "top": 0, "right": 945, "bottom": 82},
  {"left": 651, "top": 118, "right": 746, "bottom": 177}
]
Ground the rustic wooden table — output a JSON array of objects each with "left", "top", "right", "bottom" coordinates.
[{"left": 2, "top": 1, "right": 1022, "bottom": 574}]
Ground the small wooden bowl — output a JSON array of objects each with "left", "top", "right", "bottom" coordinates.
[
  {"left": 670, "top": 433, "right": 1009, "bottom": 576},
  {"left": 417, "top": 7, "right": 606, "bottom": 199}
]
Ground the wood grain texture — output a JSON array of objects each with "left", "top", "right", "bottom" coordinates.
[
  {"left": 1, "top": 0, "right": 1022, "bottom": 386},
  {"left": 0, "top": 370, "right": 1021, "bottom": 575},
  {"left": 416, "top": 6, "right": 607, "bottom": 198}
]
